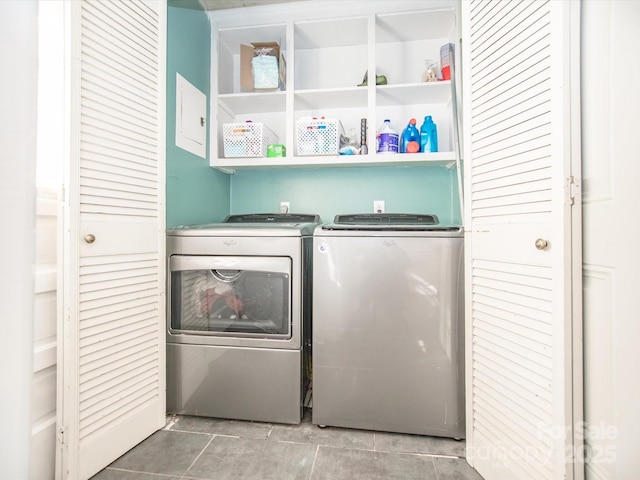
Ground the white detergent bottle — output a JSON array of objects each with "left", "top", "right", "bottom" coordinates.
[{"left": 376, "top": 119, "right": 399, "bottom": 154}]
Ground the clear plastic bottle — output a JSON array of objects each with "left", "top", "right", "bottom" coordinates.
[
  {"left": 400, "top": 118, "right": 420, "bottom": 153},
  {"left": 376, "top": 119, "right": 399, "bottom": 154},
  {"left": 419, "top": 115, "right": 438, "bottom": 153},
  {"left": 421, "top": 60, "right": 439, "bottom": 82}
]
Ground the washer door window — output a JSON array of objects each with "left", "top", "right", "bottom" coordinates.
[{"left": 170, "top": 255, "right": 291, "bottom": 339}]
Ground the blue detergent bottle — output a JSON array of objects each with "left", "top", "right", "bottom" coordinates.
[
  {"left": 400, "top": 118, "right": 420, "bottom": 153},
  {"left": 420, "top": 115, "right": 438, "bottom": 153}
]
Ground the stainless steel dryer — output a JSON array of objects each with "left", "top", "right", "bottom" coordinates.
[
  {"left": 166, "top": 213, "right": 319, "bottom": 424},
  {"left": 312, "top": 213, "right": 464, "bottom": 438}
]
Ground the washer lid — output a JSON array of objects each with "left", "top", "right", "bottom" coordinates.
[
  {"left": 334, "top": 213, "right": 438, "bottom": 225},
  {"left": 323, "top": 213, "right": 461, "bottom": 232}
]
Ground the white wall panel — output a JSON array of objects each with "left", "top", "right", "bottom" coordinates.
[
  {"left": 31, "top": 187, "right": 59, "bottom": 480},
  {"left": 581, "top": 2, "right": 640, "bottom": 478}
]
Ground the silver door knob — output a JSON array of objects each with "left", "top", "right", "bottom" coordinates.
[
  {"left": 84, "top": 234, "right": 96, "bottom": 244},
  {"left": 535, "top": 238, "right": 548, "bottom": 250}
]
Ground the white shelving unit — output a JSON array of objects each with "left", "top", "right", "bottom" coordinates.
[
  {"left": 211, "top": 152, "right": 458, "bottom": 174},
  {"left": 210, "top": 2, "right": 460, "bottom": 174}
]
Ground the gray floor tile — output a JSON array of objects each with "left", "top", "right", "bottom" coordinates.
[
  {"left": 433, "top": 457, "right": 485, "bottom": 480},
  {"left": 167, "top": 414, "right": 273, "bottom": 439},
  {"left": 269, "top": 410, "right": 375, "bottom": 450},
  {"left": 310, "top": 445, "right": 438, "bottom": 480},
  {"left": 95, "top": 414, "right": 484, "bottom": 480},
  {"left": 186, "top": 435, "right": 317, "bottom": 480},
  {"left": 108, "top": 430, "right": 211, "bottom": 476},
  {"left": 374, "top": 431, "right": 466, "bottom": 457},
  {"left": 92, "top": 469, "right": 181, "bottom": 480}
]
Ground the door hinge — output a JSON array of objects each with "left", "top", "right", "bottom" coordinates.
[
  {"left": 58, "top": 426, "right": 65, "bottom": 446},
  {"left": 565, "top": 176, "right": 580, "bottom": 205}
]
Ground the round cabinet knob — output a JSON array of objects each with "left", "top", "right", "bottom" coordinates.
[
  {"left": 84, "top": 234, "right": 96, "bottom": 244},
  {"left": 535, "top": 238, "right": 548, "bottom": 250}
]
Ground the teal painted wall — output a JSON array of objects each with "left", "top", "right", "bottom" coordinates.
[
  {"left": 166, "top": 5, "right": 460, "bottom": 227},
  {"left": 230, "top": 166, "right": 462, "bottom": 225},
  {"left": 166, "top": 5, "right": 230, "bottom": 227}
]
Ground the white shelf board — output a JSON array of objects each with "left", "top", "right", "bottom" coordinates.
[
  {"left": 211, "top": 151, "right": 457, "bottom": 173},
  {"left": 376, "top": 9, "right": 455, "bottom": 43},
  {"left": 218, "top": 84, "right": 450, "bottom": 114},
  {"left": 218, "top": 91, "right": 286, "bottom": 115},
  {"left": 294, "top": 87, "right": 368, "bottom": 110},
  {"left": 376, "top": 82, "right": 451, "bottom": 106},
  {"left": 294, "top": 17, "right": 368, "bottom": 49},
  {"left": 218, "top": 24, "right": 287, "bottom": 54}
]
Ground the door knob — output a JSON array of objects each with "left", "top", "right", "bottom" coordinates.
[
  {"left": 535, "top": 238, "right": 548, "bottom": 250},
  {"left": 84, "top": 233, "right": 96, "bottom": 244}
]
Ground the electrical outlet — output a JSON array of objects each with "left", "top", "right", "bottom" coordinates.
[
  {"left": 280, "top": 201, "right": 290, "bottom": 213},
  {"left": 373, "top": 200, "right": 385, "bottom": 214}
]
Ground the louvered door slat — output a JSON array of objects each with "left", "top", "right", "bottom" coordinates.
[
  {"left": 81, "top": 67, "right": 157, "bottom": 115},
  {"left": 463, "top": 0, "right": 579, "bottom": 478},
  {"left": 81, "top": 165, "right": 158, "bottom": 189},
  {"left": 472, "top": 384, "right": 553, "bottom": 444},
  {"left": 82, "top": 104, "right": 158, "bottom": 144},
  {"left": 81, "top": 124, "right": 158, "bottom": 158},
  {"left": 472, "top": 160, "right": 550, "bottom": 187},
  {"left": 473, "top": 262, "right": 552, "bottom": 289},
  {"left": 473, "top": 88, "right": 550, "bottom": 136},
  {"left": 82, "top": 94, "right": 156, "bottom": 133},
  {"left": 473, "top": 310, "right": 552, "bottom": 351},
  {"left": 60, "top": 1, "right": 165, "bottom": 478},
  {"left": 79, "top": 302, "right": 157, "bottom": 333},
  {"left": 471, "top": 4, "right": 549, "bottom": 83},
  {"left": 79, "top": 345, "right": 157, "bottom": 388},
  {"left": 470, "top": 135, "right": 550, "bottom": 170},
  {"left": 79, "top": 265, "right": 158, "bottom": 289},
  {"left": 473, "top": 367, "right": 553, "bottom": 416},
  {"left": 81, "top": 155, "right": 158, "bottom": 179},
  {"left": 473, "top": 350, "right": 554, "bottom": 405}
]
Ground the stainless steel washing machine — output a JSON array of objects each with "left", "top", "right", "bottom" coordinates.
[
  {"left": 312, "top": 213, "right": 464, "bottom": 438},
  {"left": 166, "top": 213, "right": 319, "bottom": 424}
]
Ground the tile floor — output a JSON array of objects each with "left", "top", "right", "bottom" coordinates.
[{"left": 92, "top": 410, "right": 484, "bottom": 480}]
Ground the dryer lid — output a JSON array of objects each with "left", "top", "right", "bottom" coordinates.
[
  {"left": 166, "top": 213, "right": 321, "bottom": 237},
  {"left": 224, "top": 213, "right": 320, "bottom": 224}
]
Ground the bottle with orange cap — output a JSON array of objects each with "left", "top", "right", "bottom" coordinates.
[{"left": 400, "top": 118, "right": 420, "bottom": 154}]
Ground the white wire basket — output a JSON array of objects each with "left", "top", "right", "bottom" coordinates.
[
  {"left": 295, "top": 118, "right": 344, "bottom": 156},
  {"left": 223, "top": 122, "right": 278, "bottom": 158}
]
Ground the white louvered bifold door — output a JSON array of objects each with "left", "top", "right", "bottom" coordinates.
[
  {"left": 462, "top": 1, "right": 582, "bottom": 479},
  {"left": 58, "top": 1, "right": 166, "bottom": 479}
]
